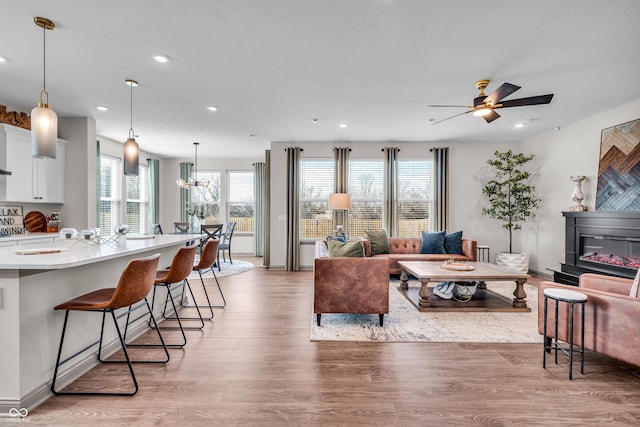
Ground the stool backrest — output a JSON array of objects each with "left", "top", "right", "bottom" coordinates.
[
  {"left": 163, "top": 245, "right": 197, "bottom": 283},
  {"left": 109, "top": 253, "right": 161, "bottom": 309},
  {"left": 195, "top": 239, "right": 220, "bottom": 270}
]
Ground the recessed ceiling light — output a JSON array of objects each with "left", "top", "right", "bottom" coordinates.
[
  {"left": 96, "top": 105, "right": 109, "bottom": 111},
  {"left": 152, "top": 54, "right": 170, "bottom": 63},
  {"left": 249, "top": 134, "right": 256, "bottom": 138},
  {"left": 311, "top": 118, "right": 319, "bottom": 123},
  {"left": 206, "top": 106, "right": 218, "bottom": 112},
  {"left": 514, "top": 123, "right": 525, "bottom": 128},
  {"left": 339, "top": 123, "right": 348, "bottom": 128},
  {"left": 427, "top": 118, "right": 436, "bottom": 124},
  {"left": 0, "top": 57, "right": 6, "bottom": 63}
]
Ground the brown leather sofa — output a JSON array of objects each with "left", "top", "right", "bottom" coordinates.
[
  {"left": 538, "top": 273, "right": 640, "bottom": 367},
  {"left": 314, "top": 240, "right": 389, "bottom": 326},
  {"left": 366, "top": 237, "right": 477, "bottom": 275}
]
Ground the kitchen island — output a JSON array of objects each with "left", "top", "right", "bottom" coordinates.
[{"left": 0, "top": 233, "right": 201, "bottom": 414}]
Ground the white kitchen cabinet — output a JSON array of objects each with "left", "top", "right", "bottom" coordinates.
[{"left": 0, "top": 124, "right": 66, "bottom": 203}]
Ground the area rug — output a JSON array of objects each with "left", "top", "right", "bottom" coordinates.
[
  {"left": 188, "top": 259, "right": 253, "bottom": 279},
  {"left": 310, "top": 280, "right": 542, "bottom": 343}
]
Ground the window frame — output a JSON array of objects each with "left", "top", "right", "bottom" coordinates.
[
  {"left": 226, "top": 170, "right": 255, "bottom": 235},
  {"left": 299, "top": 158, "right": 334, "bottom": 241}
]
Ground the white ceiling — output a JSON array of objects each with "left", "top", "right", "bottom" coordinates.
[{"left": 1, "top": 1, "right": 639, "bottom": 159}]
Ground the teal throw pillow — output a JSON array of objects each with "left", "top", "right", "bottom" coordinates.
[
  {"left": 444, "top": 230, "right": 463, "bottom": 255},
  {"left": 420, "top": 230, "right": 446, "bottom": 254},
  {"left": 365, "top": 229, "right": 390, "bottom": 256},
  {"left": 328, "top": 240, "right": 365, "bottom": 257}
]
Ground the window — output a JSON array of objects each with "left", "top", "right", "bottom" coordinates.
[
  {"left": 348, "top": 159, "right": 383, "bottom": 237},
  {"left": 189, "top": 171, "right": 221, "bottom": 221},
  {"left": 227, "top": 171, "right": 254, "bottom": 233},
  {"left": 299, "top": 159, "right": 334, "bottom": 239},
  {"left": 98, "top": 155, "right": 121, "bottom": 236},
  {"left": 125, "top": 164, "right": 149, "bottom": 234},
  {"left": 397, "top": 160, "right": 432, "bottom": 237}
]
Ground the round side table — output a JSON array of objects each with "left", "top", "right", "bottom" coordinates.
[{"left": 542, "top": 287, "right": 588, "bottom": 380}]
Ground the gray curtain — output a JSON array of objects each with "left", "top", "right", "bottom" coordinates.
[
  {"left": 383, "top": 147, "right": 399, "bottom": 236},
  {"left": 179, "top": 162, "right": 192, "bottom": 222},
  {"left": 264, "top": 149, "right": 271, "bottom": 267},
  {"left": 96, "top": 140, "right": 101, "bottom": 228},
  {"left": 432, "top": 147, "right": 449, "bottom": 231},
  {"left": 333, "top": 147, "right": 350, "bottom": 236},
  {"left": 254, "top": 161, "right": 266, "bottom": 256},
  {"left": 285, "top": 147, "right": 301, "bottom": 271},
  {"left": 148, "top": 158, "right": 160, "bottom": 230}
]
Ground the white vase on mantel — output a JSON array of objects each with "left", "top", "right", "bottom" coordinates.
[{"left": 496, "top": 252, "right": 529, "bottom": 273}]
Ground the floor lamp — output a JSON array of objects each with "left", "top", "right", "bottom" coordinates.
[{"left": 328, "top": 193, "right": 351, "bottom": 237}]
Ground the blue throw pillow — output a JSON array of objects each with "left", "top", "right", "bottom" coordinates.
[
  {"left": 326, "top": 232, "right": 347, "bottom": 243},
  {"left": 444, "top": 231, "right": 463, "bottom": 255},
  {"left": 420, "top": 230, "right": 446, "bottom": 254}
]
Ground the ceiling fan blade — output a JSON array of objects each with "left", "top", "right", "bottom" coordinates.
[
  {"left": 484, "top": 83, "right": 521, "bottom": 106},
  {"left": 497, "top": 94, "right": 554, "bottom": 108},
  {"left": 430, "top": 110, "right": 472, "bottom": 125},
  {"left": 483, "top": 110, "right": 501, "bottom": 123},
  {"left": 428, "top": 105, "right": 469, "bottom": 108}
]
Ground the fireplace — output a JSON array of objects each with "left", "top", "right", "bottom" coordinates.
[{"left": 557, "top": 211, "right": 640, "bottom": 285}]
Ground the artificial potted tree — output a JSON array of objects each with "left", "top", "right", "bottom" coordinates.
[{"left": 481, "top": 149, "right": 540, "bottom": 272}]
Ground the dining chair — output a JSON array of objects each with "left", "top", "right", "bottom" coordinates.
[
  {"left": 51, "top": 253, "right": 169, "bottom": 396},
  {"left": 173, "top": 222, "right": 189, "bottom": 234},
  {"left": 199, "top": 223, "right": 223, "bottom": 255},
  {"left": 218, "top": 222, "right": 236, "bottom": 271},
  {"left": 152, "top": 223, "right": 164, "bottom": 235}
]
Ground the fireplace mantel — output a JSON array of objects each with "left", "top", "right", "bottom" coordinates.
[{"left": 558, "top": 211, "right": 640, "bottom": 284}]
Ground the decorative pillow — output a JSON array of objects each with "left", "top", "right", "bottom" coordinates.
[
  {"left": 444, "top": 230, "right": 463, "bottom": 255},
  {"left": 365, "top": 229, "right": 390, "bottom": 256},
  {"left": 420, "top": 230, "right": 446, "bottom": 254},
  {"left": 328, "top": 240, "right": 365, "bottom": 257},
  {"left": 327, "top": 232, "right": 347, "bottom": 243},
  {"left": 630, "top": 268, "right": 640, "bottom": 298}
]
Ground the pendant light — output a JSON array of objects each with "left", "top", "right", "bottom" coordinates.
[
  {"left": 123, "top": 79, "right": 139, "bottom": 176},
  {"left": 31, "top": 17, "right": 57, "bottom": 159},
  {"left": 176, "top": 142, "right": 210, "bottom": 188}
]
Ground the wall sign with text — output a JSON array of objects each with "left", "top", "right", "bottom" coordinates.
[{"left": 0, "top": 206, "right": 24, "bottom": 235}]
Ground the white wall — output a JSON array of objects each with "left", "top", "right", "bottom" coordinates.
[{"left": 520, "top": 99, "right": 640, "bottom": 276}]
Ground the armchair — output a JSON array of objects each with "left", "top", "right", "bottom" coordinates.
[{"left": 538, "top": 273, "right": 640, "bottom": 367}]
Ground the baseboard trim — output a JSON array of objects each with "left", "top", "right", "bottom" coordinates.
[
  {"left": 0, "top": 307, "right": 175, "bottom": 414},
  {"left": 529, "top": 268, "right": 553, "bottom": 280}
]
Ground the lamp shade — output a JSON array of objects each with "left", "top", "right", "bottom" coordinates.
[
  {"left": 31, "top": 104, "right": 57, "bottom": 159},
  {"left": 123, "top": 137, "right": 139, "bottom": 176},
  {"left": 328, "top": 193, "right": 351, "bottom": 210}
]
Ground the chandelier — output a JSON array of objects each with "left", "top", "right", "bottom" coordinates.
[{"left": 176, "top": 142, "right": 210, "bottom": 189}]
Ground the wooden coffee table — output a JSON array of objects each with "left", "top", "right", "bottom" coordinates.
[{"left": 397, "top": 261, "right": 531, "bottom": 312}]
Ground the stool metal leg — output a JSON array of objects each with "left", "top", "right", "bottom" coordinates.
[
  {"left": 554, "top": 297, "right": 559, "bottom": 365},
  {"left": 581, "top": 301, "right": 586, "bottom": 375},
  {"left": 569, "top": 302, "right": 575, "bottom": 380},
  {"left": 543, "top": 295, "right": 548, "bottom": 369}
]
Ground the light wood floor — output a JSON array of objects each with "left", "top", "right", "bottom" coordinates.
[{"left": 27, "top": 257, "right": 640, "bottom": 426}]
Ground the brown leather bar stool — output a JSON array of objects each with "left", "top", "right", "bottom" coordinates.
[
  {"left": 149, "top": 245, "right": 202, "bottom": 348},
  {"left": 192, "top": 239, "right": 226, "bottom": 317},
  {"left": 51, "top": 253, "right": 168, "bottom": 397}
]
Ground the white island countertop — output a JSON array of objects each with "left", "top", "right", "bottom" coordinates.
[{"left": 0, "top": 233, "right": 202, "bottom": 270}]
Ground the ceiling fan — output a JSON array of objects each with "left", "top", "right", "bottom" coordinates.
[{"left": 429, "top": 80, "right": 554, "bottom": 125}]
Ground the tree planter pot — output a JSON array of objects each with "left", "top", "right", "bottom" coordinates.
[{"left": 496, "top": 252, "right": 529, "bottom": 273}]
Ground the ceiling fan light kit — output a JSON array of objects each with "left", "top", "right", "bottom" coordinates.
[{"left": 429, "top": 79, "right": 553, "bottom": 125}]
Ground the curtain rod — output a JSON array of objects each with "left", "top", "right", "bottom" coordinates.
[{"left": 380, "top": 148, "right": 400, "bottom": 152}]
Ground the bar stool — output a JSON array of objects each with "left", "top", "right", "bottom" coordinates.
[
  {"left": 193, "top": 239, "right": 226, "bottom": 316},
  {"left": 543, "top": 287, "right": 588, "bottom": 380},
  {"left": 150, "top": 245, "right": 202, "bottom": 348},
  {"left": 51, "top": 253, "right": 169, "bottom": 396}
]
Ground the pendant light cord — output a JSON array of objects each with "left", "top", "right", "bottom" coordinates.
[
  {"left": 129, "top": 83, "right": 134, "bottom": 138},
  {"left": 42, "top": 24, "right": 46, "bottom": 92}
]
